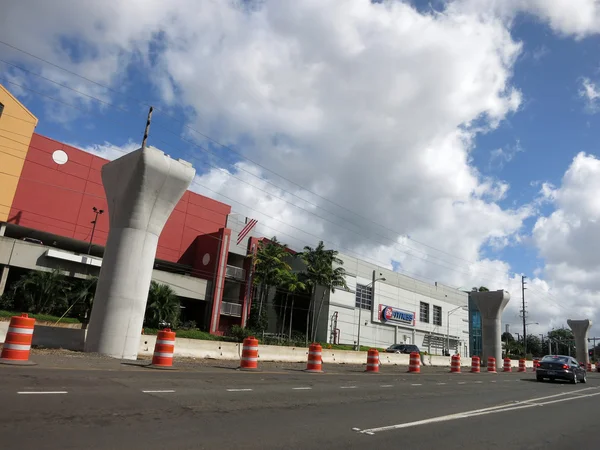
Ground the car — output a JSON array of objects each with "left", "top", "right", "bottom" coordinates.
[
  {"left": 385, "top": 344, "right": 420, "bottom": 354},
  {"left": 536, "top": 355, "right": 587, "bottom": 384}
]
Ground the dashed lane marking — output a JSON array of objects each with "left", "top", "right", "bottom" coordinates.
[
  {"left": 411, "top": 384, "right": 422, "bottom": 386},
  {"left": 340, "top": 386, "right": 357, "bottom": 389},
  {"left": 227, "top": 388, "right": 253, "bottom": 392},
  {"left": 18, "top": 391, "right": 68, "bottom": 395},
  {"left": 292, "top": 387, "right": 312, "bottom": 390},
  {"left": 380, "top": 385, "right": 393, "bottom": 388},
  {"left": 142, "top": 390, "right": 175, "bottom": 393}
]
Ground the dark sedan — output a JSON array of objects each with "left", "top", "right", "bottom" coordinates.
[
  {"left": 536, "top": 355, "right": 587, "bottom": 384},
  {"left": 385, "top": 344, "right": 420, "bottom": 354}
]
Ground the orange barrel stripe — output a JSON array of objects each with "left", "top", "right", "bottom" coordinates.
[
  {"left": 240, "top": 336, "right": 259, "bottom": 370},
  {"left": 503, "top": 357, "right": 512, "bottom": 372},
  {"left": 306, "top": 343, "right": 323, "bottom": 372},
  {"left": 151, "top": 328, "right": 176, "bottom": 367},
  {"left": 587, "top": 362, "right": 592, "bottom": 371},
  {"left": 487, "top": 357, "right": 497, "bottom": 373},
  {"left": 532, "top": 359, "right": 539, "bottom": 372},
  {"left": 518, "top": 358, "right": 526, "bottom": 372},
  {"left": 471, "top": 356, "right": 480, "bottom": 373},
  {"left": 450, "top": 354, "right": 461, "bottom": 373},
  {"left": 408, "top": 351, "right": 421, "bottom": 373},
  {"left": 0, "top": 313, "right": 35, "bottom": 362},
  {"left": 366, "top": 348, "right": 380, "bottom": 373}
]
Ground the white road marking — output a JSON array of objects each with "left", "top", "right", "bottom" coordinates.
[
  {"left": 411, "top": 384, "right": 422, "bottom": 386},
  {"left": 474, "top": 381, "right": 483, "bottom": 384},
  {"left": 341, "top": 386, "right": 357, "bottom": 389},
  {"left": 490, "top": 381, "right": 497, "bottom": 383},
  {"left": 380, "top": 385, "right": 393, "bottom": 388},
  {"left": 293, "top": 387, "right": 312, "bottom": 390},
  {"left": 226, "top": 388, "right": 253, "bottom": 392},
  {"left": 142, "top": 390, "right": 175, "bottom": 393},
  {"left": 18, "top": 391, "right": 67, "bottom": 395},
  {"left": 458, "top": 382, "right": 466, "bottom": 385},
  {"left": 356, "top": 387, "right": 600, "bottom": 435},
  {"left": 436, "top": 383, "right": 447, "bottom": 385}
]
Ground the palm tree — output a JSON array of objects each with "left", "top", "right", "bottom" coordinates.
[
  {"left": 145, "top": 281, "right": 180, "bottom": 329},
  {"left": 249, "top": 237, "right": 292, "bottom": 332},
  {"left": 278, "top": 271, "right": 306, "bottom": 340},
  {"left": 300, "top": 241, "right": 348, "bottom": 343},
  {"left": 11, "top": 269, "right": 70, "bottom": 314},
  {"left": 55, "top": 275, "right": 98, "bottom": 325}
]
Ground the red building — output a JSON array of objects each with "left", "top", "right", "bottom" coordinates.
[{"left": 0, "top": 132, "right": 260, "bottom": 335}]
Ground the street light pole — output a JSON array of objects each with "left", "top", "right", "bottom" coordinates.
[
  {"left": 356, "top": 269, "right": 385, "bottom": 351},
  {"left": 446, "top": 305, "right": 467, "bottom": 355},
  {"left": 88, "top": 206, "right": 104, "bottom": 255}
]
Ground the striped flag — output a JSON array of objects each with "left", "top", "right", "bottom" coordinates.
[{"left": 237, "top": 218, "right": 258, "bottom": 245}]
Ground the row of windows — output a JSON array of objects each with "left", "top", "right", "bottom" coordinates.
[{"left": 354, "top": 285, "right": 447, "bottom": 327}]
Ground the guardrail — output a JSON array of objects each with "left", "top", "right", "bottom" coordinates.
[
  {"left": 225, "top": 265, "right": 246, "bottom": 280},
  {"left": 221, "top": 301, "right": 242, "bottom": 317}
]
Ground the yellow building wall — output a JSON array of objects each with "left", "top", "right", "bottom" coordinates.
[{"left": 0, "top": 84, "right": 38, "bottom": 221}]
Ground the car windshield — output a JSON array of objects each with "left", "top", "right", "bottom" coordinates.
[
  {"left": 388, "top": 344, "right": 404, "bottom": 349},
  {"left": 541, "top": 355, "right": 569, "bottom": 363}
]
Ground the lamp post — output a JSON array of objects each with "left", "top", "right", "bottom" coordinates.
[
  {"left": 88, "top": 206, "right": 104, "bottom": 255},
  {"left": 446, "top": 305, "right": 468, "bottom": 355},
  {"left": 356, "top": 269, "right": 385, "bottom": 351}
]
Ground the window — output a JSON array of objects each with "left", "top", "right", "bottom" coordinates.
[
  {"left": 433, "top": 305, "right": 442, "bottom": 326},
  {"left": 355, "top": 284, "right": 373, "bottom": 310},
  {"left": 0, "top": 102, "right": 4, "bottom": 118},
  {"left": 420, "top": 301, "right": 429, "bottom": 323}
]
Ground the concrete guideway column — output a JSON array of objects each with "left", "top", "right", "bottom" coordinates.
[
  {"left": 567, "top": 319, "right": 591, "bottom": 365},
  {"left": 471, "top": 290, "right": 510, "bottom": 367},
  {"left": 85, "top": 146, "right": 195, "bottom": 360},
  {"left": 0, "top": 264, "right": 9, "bottom": 297}
]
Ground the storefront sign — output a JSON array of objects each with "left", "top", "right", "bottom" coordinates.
[{"left": 378, "top": 304, "right": 415, "bottom": 326}]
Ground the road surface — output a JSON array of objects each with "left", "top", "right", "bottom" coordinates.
[{"left": 0, "top": 356, "right": 597, "bottom": 449}]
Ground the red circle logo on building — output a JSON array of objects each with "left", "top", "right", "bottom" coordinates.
[{"left": 383, "top": 307, "right": 393, "bottom": 321}]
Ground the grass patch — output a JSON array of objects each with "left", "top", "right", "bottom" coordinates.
[
  {"left": 142, "top": 328, "right": 238, "bottom": 342},
  {"left": 0, "top": 310, "right": 81, "bottom": 324}
]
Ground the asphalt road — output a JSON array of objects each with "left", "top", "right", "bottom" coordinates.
[{"left": 1, "top": 357, "right": 598, "bottom": 449}]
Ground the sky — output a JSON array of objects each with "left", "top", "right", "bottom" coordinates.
[{"left": 2, "top": 0, "right": 600, "bottom": 339}]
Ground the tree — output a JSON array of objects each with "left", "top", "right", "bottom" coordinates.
[
  {"left": 501, "top": 332, "right": 514, "bottom": 343},
  {"left": 547, "top": 328, "right": 575, "bottom": 356},
  {"left": 11, "top": 269, "right": 70, "bottom": 315},
  {"left": 249, "top": 237, "right": 292, "bottom": 332},
  {"left": 276, "top": 271, "right": 306, "bottom": 341},
  {"left": 145, "top": 281, "right": 180, "bottom": 329},
  {"left": 525, "top": 334, "right": 542, "bottom": 357},
  {"left": 300, "top": 241, "right": 348, "bottom": 343},
  {"left": 56, "top": 276, "right": 98, "bottom": 324}
]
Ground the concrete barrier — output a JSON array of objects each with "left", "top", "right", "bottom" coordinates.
[{"left": 31, "top": 325, "right": 86, "bottom": 351}]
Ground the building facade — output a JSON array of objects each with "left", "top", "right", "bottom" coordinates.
[
  {"left": 321, "top": 253, "right": 470, "bottom": 355},
  {"left": 0, "top": 84, "right": 259, "bottom": 335}
]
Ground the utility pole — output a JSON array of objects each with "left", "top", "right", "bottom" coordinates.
[
  {"left": 521, "top": 275, "right": 527, "bottom": 354},
  {"left": 88, "top": 206, "right": 104, "bottom": 254}
]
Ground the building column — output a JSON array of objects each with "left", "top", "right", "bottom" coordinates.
[
  {"left": 471, "top": 290, "right": 510, "bottom": 366},
  {"left": 85, "top": 146, "right": 195, "bottom": 360},
  {"left": 240, "top": 237, "right": 259, "bottom": 328},
  {"left": 0, "top": 265, "right": 9, "bottom": 297},
  {"left": 209, "top": 228, "right": 231, "bottom": 335},
  {"left": 0, "top": 223, "right": 6, "bottom": 236},
  {"left": 567, "top": 319, "right": 592, "bottom": 365}
]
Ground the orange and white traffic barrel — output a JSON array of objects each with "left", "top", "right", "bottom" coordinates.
[
  {"left": 503, "top": 357, "right": 512, "bottom": 372},
  {"left": 518, "top": 358, "right": 526, "bottom": 372},
  {"left": 408, "top": 351, "right": 421, "bottom": 373},
  {"left": 365, "top": 348, "right": 380, "bottom": 373},
  {"left": 150, "top": 328, "right": 176, "bottom": 369},
  {"left": 305, "top": 343, "right": 323, "bottom": 373},
  {"left": 471, "top": 356, "right": 480, "bottom": 373},
  {"left": 587, "top": 362, "right": 592, "bottom": 371},
  {"left": 239, "top": 336, "right": 259, "bottom": 370},
  {"left": 532, "top": 359, "right": 539, "bottom": 372},
  {"left": 487, "top": 357, "right": 497, "bottom": 373},
  {"left": 450, "top": 354, "right": 461, "bottom": 373},
  {"left": 0, "top": 313, "right": 36, "bottom": 365}
]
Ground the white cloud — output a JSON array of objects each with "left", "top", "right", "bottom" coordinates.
[
  {"left": 579, "top": 78, "right": 600, "bottom": 113},
  {"left": 489, "top": 140, "right": 524, "bottom": 170},
  {"left": 74, "top": 140, "right": 140, "bottom": 161},
  {"left": 8, "top": 0, "right": 596, "bottom": 334}
]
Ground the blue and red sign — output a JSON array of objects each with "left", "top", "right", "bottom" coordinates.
[{"left": 379, "top": 305, "right": 415, "bottom": 326}]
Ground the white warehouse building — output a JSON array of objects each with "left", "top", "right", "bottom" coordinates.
[{"left": 319, "top": 253, "right": 470, "bottom": 355}]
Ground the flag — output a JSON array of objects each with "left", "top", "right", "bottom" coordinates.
[{"left": 237, "top": 218, "right": 258, "bottom": 245}]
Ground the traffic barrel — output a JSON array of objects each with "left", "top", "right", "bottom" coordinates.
[
  {"left": 532, "top": 359, "right": 539, "bottom": 372},
  {"left": 470, "top": 356, "right": 480, "bottom": 373},
  {"left": 365, "top": 348, "right": 380, "bottom": 373},
  {"left": 518, "top": 358, "right": 526, "bottom": 372},
  {"left": 487, "top": 357, "right": 497, "bottom": 373},
  {"left": 149, "top": 328, "right": 176, "bottom": 369},
  {"left": 0, "top": 313, "right": 36, "bottom": 365},
  {"left": 305, "top": 343, "right": 323, "bottom": 373},
  {"left": 408, "top": 351, "right": 421, "bottom": 373},
  {"left": 239, "top": 336, "right": 259, "bottom": 370},
  {"left": 450, "top": 354, "right": 461, "bottom": 373},
  {"left": 587, "top": 362, "right": 592, "bottom": 371},
  {"left": 503, "top": 357, "right": 512, "bottom": 372}
]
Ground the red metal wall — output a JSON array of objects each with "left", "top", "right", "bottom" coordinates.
[{"left": 9, "top": 133, "right": 231, "bottom": 275}]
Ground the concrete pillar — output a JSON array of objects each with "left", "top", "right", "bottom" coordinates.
[
  {"left": 567, "top": 319, "right": 591, "bottom": 365},
  {"left": 85, "top": 146, "right": 195, "bottom": 360},
  {"left": 470, "top": 290, "right": 510, "bottom": 366},
  {"left": 0, "top": 265, "right": 9, "bottom": 297}
]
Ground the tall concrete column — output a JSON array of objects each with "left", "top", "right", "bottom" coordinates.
[
  {"left": 0, "top": 265, "right": 9, "bottom": 297},
  {"left": 470, "top": 290, "right": 510, "bottom": 366},
  {"left": 567, "top": 319, "right": 591, "bottom": 365},
  {"left": 85, "top": 146, "right": 195, "bottom": 360}
]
